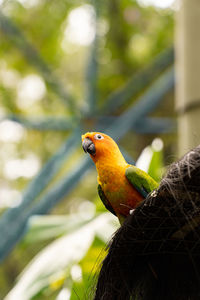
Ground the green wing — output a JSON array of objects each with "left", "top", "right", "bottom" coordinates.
[
  {"left": 98, "top": 184, "right": 116, "bottom": 216},
  {"left": 125, "top": 166, "right": 159, "bottom": 198}
]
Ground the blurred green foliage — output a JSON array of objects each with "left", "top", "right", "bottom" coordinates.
[
  {"left": 0, "top": 0, "right": 175, "bottom": 298},
  {"left": 4, "top": 141, "right": 164, "bottom": 300}
]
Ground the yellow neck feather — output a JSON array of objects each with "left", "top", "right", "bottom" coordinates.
[{"left": 95, "top": 151, "right": 127, "bottom": 185}]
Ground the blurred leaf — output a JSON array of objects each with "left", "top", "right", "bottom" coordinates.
[
  {"left": 25, "top": 213, "right": 97, "bottom": 243},
  {"left": 5, "top": 213, "right": 116, "bottom": 300},
  {"left": 136, "top": 138, "right": 164, "bottom": 182},
  {"left": 148, "top": 138, "right": 164, "bottom": 182},
  {"left": 70, "top": 237, "right": 106, "bottom": 300}
]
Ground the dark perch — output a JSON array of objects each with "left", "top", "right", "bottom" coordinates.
[{"left": 94, "top": 145, "right": 200, "bottom": 300}]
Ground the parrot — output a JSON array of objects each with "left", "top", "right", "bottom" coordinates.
[{"left": 82, "top": 132, "right": 159, "bottom": 224}]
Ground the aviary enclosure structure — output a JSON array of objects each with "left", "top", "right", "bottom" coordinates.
[{"left": 0, "top": 0, "right": 192, "bottom": 299}]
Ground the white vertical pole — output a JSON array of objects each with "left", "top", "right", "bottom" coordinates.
[{"left": 176, "top": 0, "right": 200, "bottom": 156}]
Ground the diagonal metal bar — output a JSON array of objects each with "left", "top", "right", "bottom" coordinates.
[
  {"left": 32, "top": 157, "right": 93, "bottom": 215},
  {"left": 0, "top": 156, "right": 92, "bottom": 262},
  {"left": 0, "top": 68, "right": 174, "bottom": 261},
  {"left": 105, "top": 67, "right": 175, "bottom": 140},
  {"left": 101, "top": 47, "right": 174, "bottom": 114},
  {"left": 2, "top": 115, "right": 77, "bottom": 131},
  {"left": 2, "top": 114, "right": 174, "bottom": 133},
  {"left": 0, "top": 128, "right": 81, "bottom": 239},
  {"left": 84, "top": 0, "right": 99, "bottom": 115},
  {"left": 96, "top": 116, "right": 174, "bottom": 134},
  {"left": 133, "top": 117, "right": 175, "bottom": 134},
  {"left": 0, "top": 11, "right": 76, "bottom": 113}
]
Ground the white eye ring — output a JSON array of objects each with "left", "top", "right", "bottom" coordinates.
[{"left": 94, "top": 134, "right": 104, "bottom": 140}]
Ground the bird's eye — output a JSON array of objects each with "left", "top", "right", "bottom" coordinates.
[{"left": 94, "top": 134, "right": 104, "bottom": 140}]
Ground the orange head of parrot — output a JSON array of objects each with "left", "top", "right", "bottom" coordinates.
[{"left": 81, "top": 132, "right": 126, "bottom": 166}]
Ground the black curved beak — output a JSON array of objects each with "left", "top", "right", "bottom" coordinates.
[{"left": 82, "top": 138, "right": 96, "bottom": 156}]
